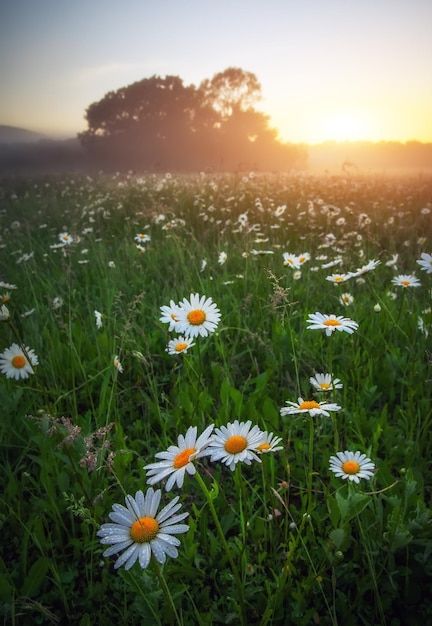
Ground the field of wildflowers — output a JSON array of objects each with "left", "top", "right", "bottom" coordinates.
[{"left": 1, "top": 172, "right": 431, "bottom": 625}]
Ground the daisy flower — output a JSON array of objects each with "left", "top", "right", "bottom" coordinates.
[
  {"left": 350, "top": 259, "right": 381, "bottom": 277},
  {"left": 306, "top": 312, "right": 358, "bottom": 336},
  {"left": 339, "top": 292, "right": 354, "bottom": 306},
  {"left": 160, "top": 300, "right": 183, "bottom": 332},
  {"left": 113, "top": 355, "right": 123, "bottom": 373},
  {"left": 94, "top": 310, "right": 103, "bottom": 329},
  {"left": 134, "top": 233, "right": 151, "bottom": 244},
  {"left": 97, "top": 488, "right": 189, "bottom": 570},
  {"left": 416, "top": 253, "right": 432, "bottom": 274},
  {"left": 255, "top": 432, "right": 283, "bottom": 454},
  {"left": 326, "top": 273, "right": 350, "bottom": 284},
  {"left": 329, "top": 451, "right": 375, "bottom": 483},
  {"left": 0, "top": 343, "right": 38, "bottom": 380},
  {"left": 297, "top": 253, "right": 311, "bottom": 266},
  {"left": 176, "top": 293, "right": 221, "bottom": 338},
  {"left": 166, "top": 336, "right": 195, "bottom": 355},
  {"left": 283, "top": 253, "right": 300, "bottom": 269},
  {"left": 391, "top": 274, "right": 421, "bottom": 288},
  {"left": 0, "top": 305, "right": 9, "bottom": 321},
  {"left": 144, "top": 425, "right": 214, "bottom": 491},
  {"left": 309, "top": 373, "right": 343, "bottom": 392},
  {"left": 58, "top": 232, "right": 73, "bottom": 245},
  {"left": 206, "top": 420, "right": 263, "bottom": 471},
  {"left": 218, "top": 251, "right": 228, "bottom": 265},
  {"left": 280, "top": 397, "right": 341, "bottom": 417}
]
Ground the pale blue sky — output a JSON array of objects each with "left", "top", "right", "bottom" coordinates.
[{"left": 1, "top": 0, "right": 431, "bottom": 142}]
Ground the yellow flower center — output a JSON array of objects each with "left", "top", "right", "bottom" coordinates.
[
  {"left": 11, "top": 355, "right": 26, "bottom": 369},
  {"left": 341, "top": 460, "right": 360, "bottom": 475},
  {"left": 401, "top": 280, "right": 410, "bottom": 287},
  {"left": 299, "top": 256, "right": 305, "bottom": 263},
  {"left": 319, "top": 383, "right": 331, "bottom": 390},
  {"left": 173, "top": 447, "right": 196, "bottom": 469},
  {"left": 224, "top": 435, "right": 247, "bottom": 454},
  {"left": 256, "top": 442, "right": 271, "bottom": 452},
  {"left": 323, "top": 319, "right": 341, "bottom": 327},
  {"left": 187, "top": 309, "right": 206, "bottom": 325},
  {"left": 335, "top": 276, "right": 343, "bottom": 282},
  {"left": 175, "top": 342, "right": 188, "bottom": 352},
  {"left": 130, "top": 516, "right": 159, "bottom": 543},
  {"left": 299, "top": 400, "right": 321, "bottom": 410}
]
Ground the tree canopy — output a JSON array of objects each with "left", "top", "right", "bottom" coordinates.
[{"left": 79, "top": 67, "right": 306, "bottom": 171}]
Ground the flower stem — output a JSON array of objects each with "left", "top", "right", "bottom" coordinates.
[
  {"left": 152, "top": 560, "right": 183, "bottom": 626},
  {"left": 194, "top": 472, "right": 246, "bottom": 625}
]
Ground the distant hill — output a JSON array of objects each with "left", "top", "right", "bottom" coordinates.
[{"left": 0, "top": 125, "right": 47, "bottom": 144}]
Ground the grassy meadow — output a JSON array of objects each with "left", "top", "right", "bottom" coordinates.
[{"left": 0, "top": 172, "right": 431, "bottom": 625}]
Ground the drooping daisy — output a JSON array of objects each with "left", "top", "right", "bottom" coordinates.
[
  {"left": 391, "top": 274, "right": 421, "bottom": 288},
  {"left": 329, "top": 451, "right": 375, "bottom": 483},
  {"left": 134, "top": 233, "right": 151, "bottom": 244},
  {"left": 0, "top": 343, "right": 38, "bottom": 380},
  {"left": 280, "top": 397, "right": 341, "bottom": 417},
  {"left": 206, "top": 420, "right": 263, "bottom": 471},
  {"left": 416, "top": 253, "right": 432, "bottom": 274},
  {"left": 176, "top": 293, "right": 221, "bottom": 338},
  {"left": 0, "top": 305, "right": 9, "bottom": 321},
  {"left": 255, "top": 432, "right": 284, "bottom": 454},
  {"left": 97, "top": 488, "right": 189, "bottom": 570},
  {"left": 339, "top": 292, "right": 354, "bottom": 306},
  {"left": 159, "top": 300, "right": 182, "bottom": 332},
  {"left": 166, "top": 336, "right": 195, "bottom": 355},
  {"left": 306, "top": 312, "right": 359, "bottom": 336},
  {"left": 309, "top": 373, "right": 343, "bottom": 392},
  {"left": 144, "top": 425, "right": 214, "bottom": 491}
]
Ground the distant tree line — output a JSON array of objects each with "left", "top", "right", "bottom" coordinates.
[{"left": 78, "top": 67, "right": 307, "bottom": 171}]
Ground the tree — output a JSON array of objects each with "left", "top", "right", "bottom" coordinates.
[{"left": 79, "top": 68, "right": 305, "bottom": 171}]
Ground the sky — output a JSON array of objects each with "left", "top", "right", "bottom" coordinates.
[{"left": 1, "top": 0, "right": 431, "bottom": 143}]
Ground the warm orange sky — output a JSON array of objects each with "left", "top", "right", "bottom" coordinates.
[{"left": 1, "top": 0, "right": 431, "bottom": 143}]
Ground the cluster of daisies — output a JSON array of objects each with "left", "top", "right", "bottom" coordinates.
[
  {"left": 279, "top": 371, "right": 375, "bottom": 482},
  {"left": 98, "top": 421, "right": 283, "bottom": 571},
  {"left": 160, "top": 293, "right": 221, "bottom": 355}
]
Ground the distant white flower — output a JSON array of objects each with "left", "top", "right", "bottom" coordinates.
[
  {"left": 326, "top": 273, "right": 350, "bottom": 285},
  {"left": 350, "top": 259, "right": 380, "bottom": 277},
  {"left": 416, "top": 253, "right": 432, "bottom": 274},
  {"left": 373, "top": 303, "right": 381, "bottom": 312},
  {"left": 391, "top": 275, "right": 421, "bottom": 288},
  {"left": 293, "top": 271, "right": 302, "bottom": 280},
  {"left": 339, "top": 292, "right": 354, "bottom": 306},
  {"left": 113, "top": 355, "right": 123, "bottom": 373},
  {"left": 200, "top": 259, "right": 207, "bottom": 272},
  {"left": 59, "top": 232, "right": 73, "bottom": 245},
  {"left": 52, "top": 297, "right": 63, "bottom": 310},
  {"left": 218, "top": 251, "right": 227, "bottom": 265},
  {"left": 0, "top": 305, "right": 10, "bottom": 321},
  {"left": 134, "top": 233, "right": 151, "bottom": 244},
  {"left": 417, "top": 317, "right": 429, "bottom": 337},
  {"left": 309, "top": 373, "right": 343, "bottom": 392},
  {"left": 94, "top": 310, "right": 103, "bottom": 329},
  {"left": 255, "top": 432, "right": 283, "bottom": 454},
  {"left": 0, "top": 281, "right": 17, "bottom": 290}
]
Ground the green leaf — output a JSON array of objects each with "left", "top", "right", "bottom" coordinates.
[{"left": 21, "top": 557, "right": 50, "bottom": 597}]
